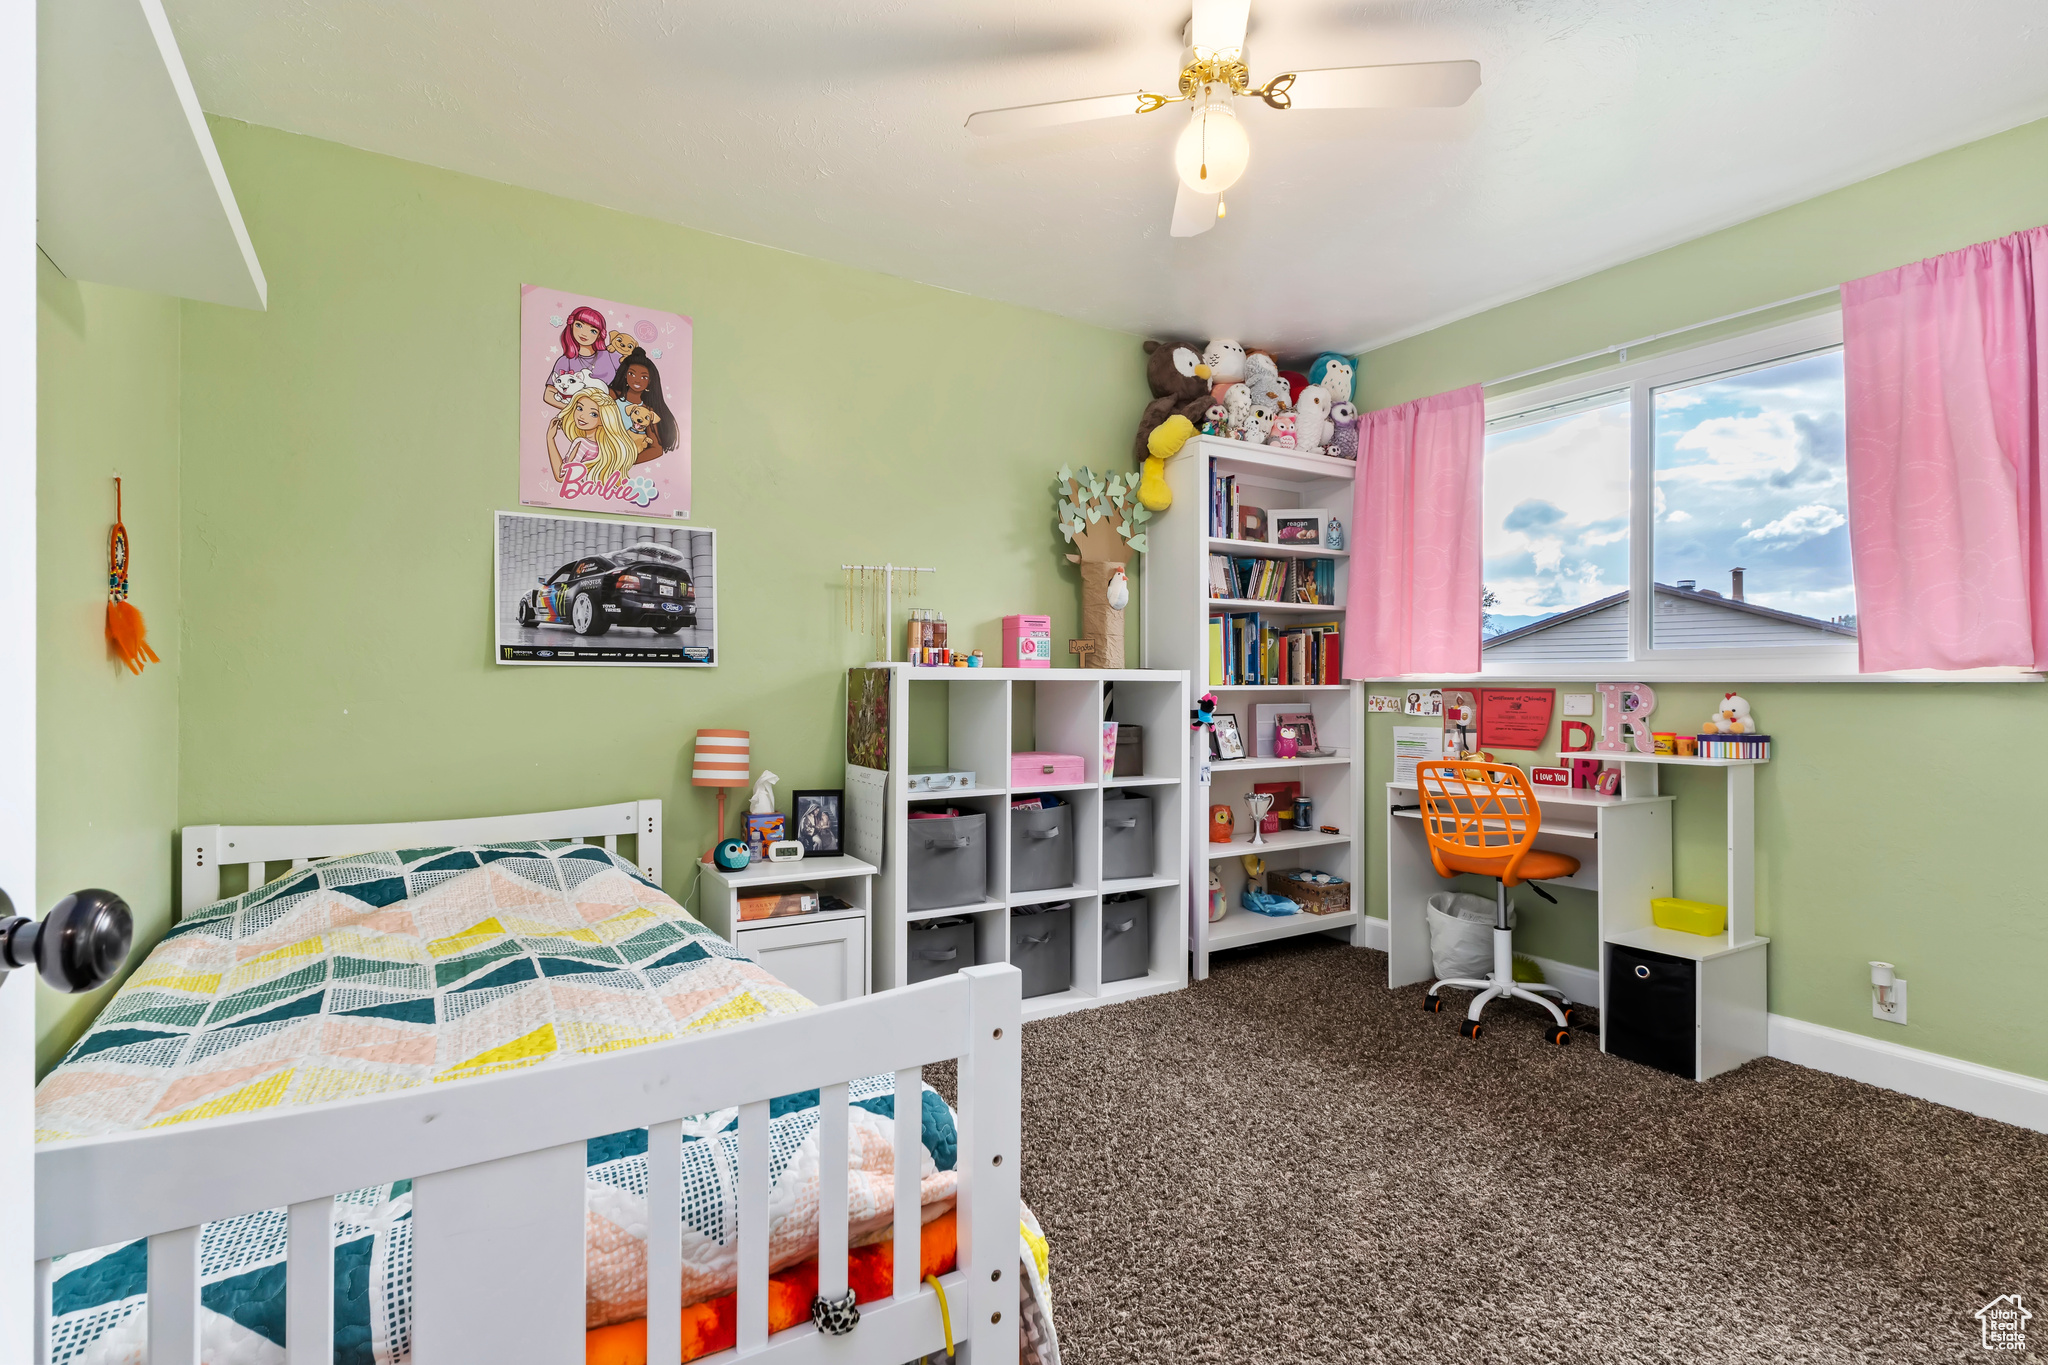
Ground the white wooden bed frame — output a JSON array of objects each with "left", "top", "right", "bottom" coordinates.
[{"left": 34, "top": 801, "right": 1023, "bottom": 1365}]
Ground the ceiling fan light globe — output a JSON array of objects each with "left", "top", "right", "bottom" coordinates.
[{"left": 1173, "top": 102, "right": 1249, "bottom": 195}]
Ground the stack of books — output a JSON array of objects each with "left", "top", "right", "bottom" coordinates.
[
  {"left": 1207, "top": 554, "right": 1339, "bottom": 604},
  {"left": 1207, "top": 614, "right": 1343, "bottom": 686}
]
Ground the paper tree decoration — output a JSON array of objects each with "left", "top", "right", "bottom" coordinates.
[{"left": 1053, "top": 465, "right": 1147, "bottom": 668}]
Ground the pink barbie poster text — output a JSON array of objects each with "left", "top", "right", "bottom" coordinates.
[{"left": 520, "top": 285, "right": 692, "bottom": 518}]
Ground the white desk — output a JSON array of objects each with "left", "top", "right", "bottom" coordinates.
[
  {"left": 696, "top": 855, "right": 877, "bottom": 1004},
  {"left": 1385, "top": 752, "right": 1770, "bottom": 1080}
]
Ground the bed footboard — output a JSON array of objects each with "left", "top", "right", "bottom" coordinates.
[{"left": 34, "top": 965, "right": 1023, "bottom": 1365}]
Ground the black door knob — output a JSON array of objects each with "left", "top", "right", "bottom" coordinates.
[{"left": 0, "top": 888, "right": 134, "bottom": 994}]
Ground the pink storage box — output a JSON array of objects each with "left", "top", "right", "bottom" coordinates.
[
  {"left": 1002, "top": 614, "right": 1053, "bottom": 668},
  {"left": 1011, "top": 751, "right": 1085, "bottom": 786}
]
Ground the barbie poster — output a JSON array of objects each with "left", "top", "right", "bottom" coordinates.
[{"left": 520, "top": 285, "right": 691, "bottom": 518}]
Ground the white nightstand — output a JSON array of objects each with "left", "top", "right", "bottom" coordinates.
[{"left": 695, "top": 855, "right": 877, "bottom": 1005}]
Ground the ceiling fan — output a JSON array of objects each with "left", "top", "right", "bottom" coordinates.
[{"left": 964, "top": 0, "right": 1480, "bottom": 237}]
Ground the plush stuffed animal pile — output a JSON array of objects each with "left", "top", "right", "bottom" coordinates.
[{"left": 1136, "top": 337, "right": 1362, "bottom": 461}]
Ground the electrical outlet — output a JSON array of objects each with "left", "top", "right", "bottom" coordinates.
[{"left": 1873, "top": 977, "right": 1908, "bottom": 1025}]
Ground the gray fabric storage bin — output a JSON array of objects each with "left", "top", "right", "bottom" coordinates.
[
  {"left": 1009, "top": 903, "right": 1073, "bottom": 999},
  {"left": 1100, "top": 794, "right": 1154, "bottom": 880},
  {"left": 1009, "top": 804, "right": 1074, "bottom": 892},
  {"left": 906, "top": 917, "right": 976, "bottom": 984},
  {"left": 907, "top": 812, "right": 988, "bottom": 911},
  {"left": 1112, "top": 724, "right": 1144, "bottom": 777},
  {"left": 1101, "top": 893, "right": 1152, "bottom": 983}
]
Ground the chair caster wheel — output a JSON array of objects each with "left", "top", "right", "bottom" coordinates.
[
  {"left": 1423, "top": 995, "right": 1444, "bottom": 1013},
  {"left": 1458, "top": 1019, "right": 1483, "bottom": 1040},
  {"left": 1549, "top": 1028, "right": 1571, "bottom": 1047},
  {"left": 1560, "top": 1005, "right": 1577, "bottom": 1026}
]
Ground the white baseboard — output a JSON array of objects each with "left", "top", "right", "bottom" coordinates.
[
  {"left": 1354, "top": 919, "right": 2047, "bottom": 1132},
  {"left": 1767, "top": 1015, "right": 2048, "bottom": 1134}
]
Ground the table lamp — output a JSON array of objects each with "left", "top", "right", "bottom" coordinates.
[{"left": 692, "top": 728, "right": 750, "bottom": 863}]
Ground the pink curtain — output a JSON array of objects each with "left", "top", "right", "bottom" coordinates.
[
  {"left": 1343, "top": 385, "right": 1485, "bottom": 678},
  {"left": 1842, "top": 226, "right": 2048, "bottom": 671}
]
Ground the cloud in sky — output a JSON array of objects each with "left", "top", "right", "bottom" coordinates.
[{"left": 1743, "top": 502, "right": 1846, "bottom": 547}]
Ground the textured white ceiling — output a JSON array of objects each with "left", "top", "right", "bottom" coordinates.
[{"left": 167, "top": 0, "right": 2048, "bottom": 352}]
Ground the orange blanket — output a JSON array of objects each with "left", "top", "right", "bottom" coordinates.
[{"left": 586, "top": 1211, "right": 959, "bottom": 1365}]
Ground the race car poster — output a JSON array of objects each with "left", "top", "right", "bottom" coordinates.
[
  {"left": 519, "top": 285, "right": 692, "bottom": 518},
  {"left": 495, "top": 511, "right": 715, "bottom": 667}
]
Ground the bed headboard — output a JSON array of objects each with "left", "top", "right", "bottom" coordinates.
[{"left": 179, "top": 800, "right": 662, "bottom": 915}]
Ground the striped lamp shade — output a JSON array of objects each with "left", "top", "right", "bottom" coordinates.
[{"left": 691, "top": 729, "right": 750, "bottom": 787}]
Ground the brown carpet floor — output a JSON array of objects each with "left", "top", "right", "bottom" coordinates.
[{"left": 1001, "top": 938, "right": 2048, "bottom": 1364}]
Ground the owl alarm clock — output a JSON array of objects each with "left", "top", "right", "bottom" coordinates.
[{"left": 712, "top": 837, "right": 751, "bottom": 871}]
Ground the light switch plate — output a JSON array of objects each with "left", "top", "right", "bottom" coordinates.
[
  {"left": 1562, "top": 693, "right": 1594, "bottom": 716},
  {"left": 1874, "top": 978, "right": 1908, "bottom": 1025}
]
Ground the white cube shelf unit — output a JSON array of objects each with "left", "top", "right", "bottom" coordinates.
[
  {"left": 852, "top": 664, "right": 1190, "bottom": 1022},
  {"left": 1142, "top": 435, "right": 1368, "bottom": 979}
]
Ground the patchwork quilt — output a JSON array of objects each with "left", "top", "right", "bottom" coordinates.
[{"left": 35, "top": 842, "right": 1055, "bottom": 1365}]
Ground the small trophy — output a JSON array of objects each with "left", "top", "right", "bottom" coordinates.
[{"left": 1243, "top": 790, "right": 1275, "bottom": 848}]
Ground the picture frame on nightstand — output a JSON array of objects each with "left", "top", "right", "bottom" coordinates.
[{"left": 791, "top": 789, "right": 843, "bottom": 858}]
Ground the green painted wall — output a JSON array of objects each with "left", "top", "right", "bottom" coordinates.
[
  {"left": 1355, "top": 116, "right": 2048, "bottom": 1080},
  {"left": 36, "top": 255, "right": 182, "bottom": 1073},
  {"left": 176, "top": 122, "right": 1147, "bottom": 907}
]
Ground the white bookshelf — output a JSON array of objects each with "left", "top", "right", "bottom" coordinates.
[
  {"left": 1142, "top": 435, "right": 1368, "bottom": 979},
  {"left": 853, "top": 664, "right": 1190, "bottom": 1022}
]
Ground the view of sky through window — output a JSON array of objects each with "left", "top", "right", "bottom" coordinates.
[
  {"left": 1482, "top": 394, "right": 1631, "bottom": 641},
  {"left": 1652, "top": 349, "right": 1855, "bottom": 638}
]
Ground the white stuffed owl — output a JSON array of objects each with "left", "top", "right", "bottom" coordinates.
[
  {"left": 1244, "top": 352, "right": 1290, "bottom": 413},
  {"left": 1203, "top": 339, "right": 1247, "bottom": 397},
  {"left": 1268, "top": 413, "right": 1299, "bottom": 450},
  {"left": 1330, "top": 402, "right": 1360, "bottom": 461},
  {"left": 1308, "top": 355, "right": 1356, "bottom": 406},
  {"left": 1243, "top": 401, "right": 1275, "bottom": 445},
  {"left": 1223, "top": 383, "right": 1253, "bottom": 439},
  {"left": 1293, "top": 385, "right": 1333, "bottom": 454}
]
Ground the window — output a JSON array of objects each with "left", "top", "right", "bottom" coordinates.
[{"left": 1480, "top": 315, "right": 1858, "bottom": 679}]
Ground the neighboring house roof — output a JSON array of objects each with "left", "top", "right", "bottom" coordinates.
[{"left": 1484, "top": 582, "right": 1855, "bottom": 652}]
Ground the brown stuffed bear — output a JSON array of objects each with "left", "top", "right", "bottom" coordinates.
[{"left": 1134, "top": 339, "right": 1213, "bottom": 462}]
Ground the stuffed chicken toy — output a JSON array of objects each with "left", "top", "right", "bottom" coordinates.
[
  {"left": 1329, "top": 402, "right": 1360, "bottom": 461},
  {"left": 1293, "top": 384, "right": 1334, "bottom": 455},
  {"left": 1706, "top": 693, "right": 1758, "bottom": 733},
  {"left": 1268, "top": 412, "right": 1299, "bottom": 450},
  {"left": 1308, "top": 353, "right": 1356, "bottom": 406},
  {"left": 1203, "top": 338, "right": 1247, "bottom": 399},
  {"left": 1244, "top": 351, "right": 1290, "bottom": 413}
]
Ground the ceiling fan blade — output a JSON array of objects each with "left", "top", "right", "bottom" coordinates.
[
  {"left": 966, "top": 91, "right": 1163, "bottom": 135},
  {"left": 1264, "top": 60, "right": 1480, "bottom": 111},
  {"left": 1190, "top": 0, "right": 1250, "bottom": 57},
  {"left": 1170, "top": 181, "right": 1221, "bottom": 238}
]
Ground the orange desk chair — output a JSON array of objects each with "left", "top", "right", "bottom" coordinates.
[{"left": 1415, "top": 760, "right": 1578, "bottom": 1045}]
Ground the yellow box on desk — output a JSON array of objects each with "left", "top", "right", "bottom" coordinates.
[{"left": 1651, "top": 897, "right": 1727, "bottom": 937}]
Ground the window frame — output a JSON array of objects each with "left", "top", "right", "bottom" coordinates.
[{"left": 1471, "top": 313, "right": 2035, "bottom": 683}]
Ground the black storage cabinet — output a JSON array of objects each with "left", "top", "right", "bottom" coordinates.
[
  {"left": 907, "top": 812, "right": 987, "bottom": 912},
  {"left": 1009, "top": 903, "right": 1073, "bottom": 998},
  {"left": 906, "top": 917, "right": 976, "bottom": 984},
  {"left": 1010, "top": 804, "right": 1074, "bottom": 892},
  {"left": 1605, "top": 943, "right": 1697, "bottom": 1079},
  {"left": 1100, "top": 892, "right": 1152, "bottom": 983},
  {"left": 1100, "top": 794, "right": 1154, "bottom": 880}
]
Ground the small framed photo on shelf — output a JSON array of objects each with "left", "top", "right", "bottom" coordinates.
[
  {"left": 1211, "top": 712, "right": 1247, "bottom": 761},
  {"left": 791, "top": 789, "right": 843, "bottom": 858},
  {"left": 1269, "top": 509, "right": 1329, "bottom": 547},
  {"left": 1276, "top": 710, "right": 1322, "bottom": 755},
  {"left": 1234, "top": 506, "right": 1268, "bottom": 543}
]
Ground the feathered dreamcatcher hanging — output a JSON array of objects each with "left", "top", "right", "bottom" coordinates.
[{"left": 105, "top": 478, "right": 159, "bottom": 675}]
